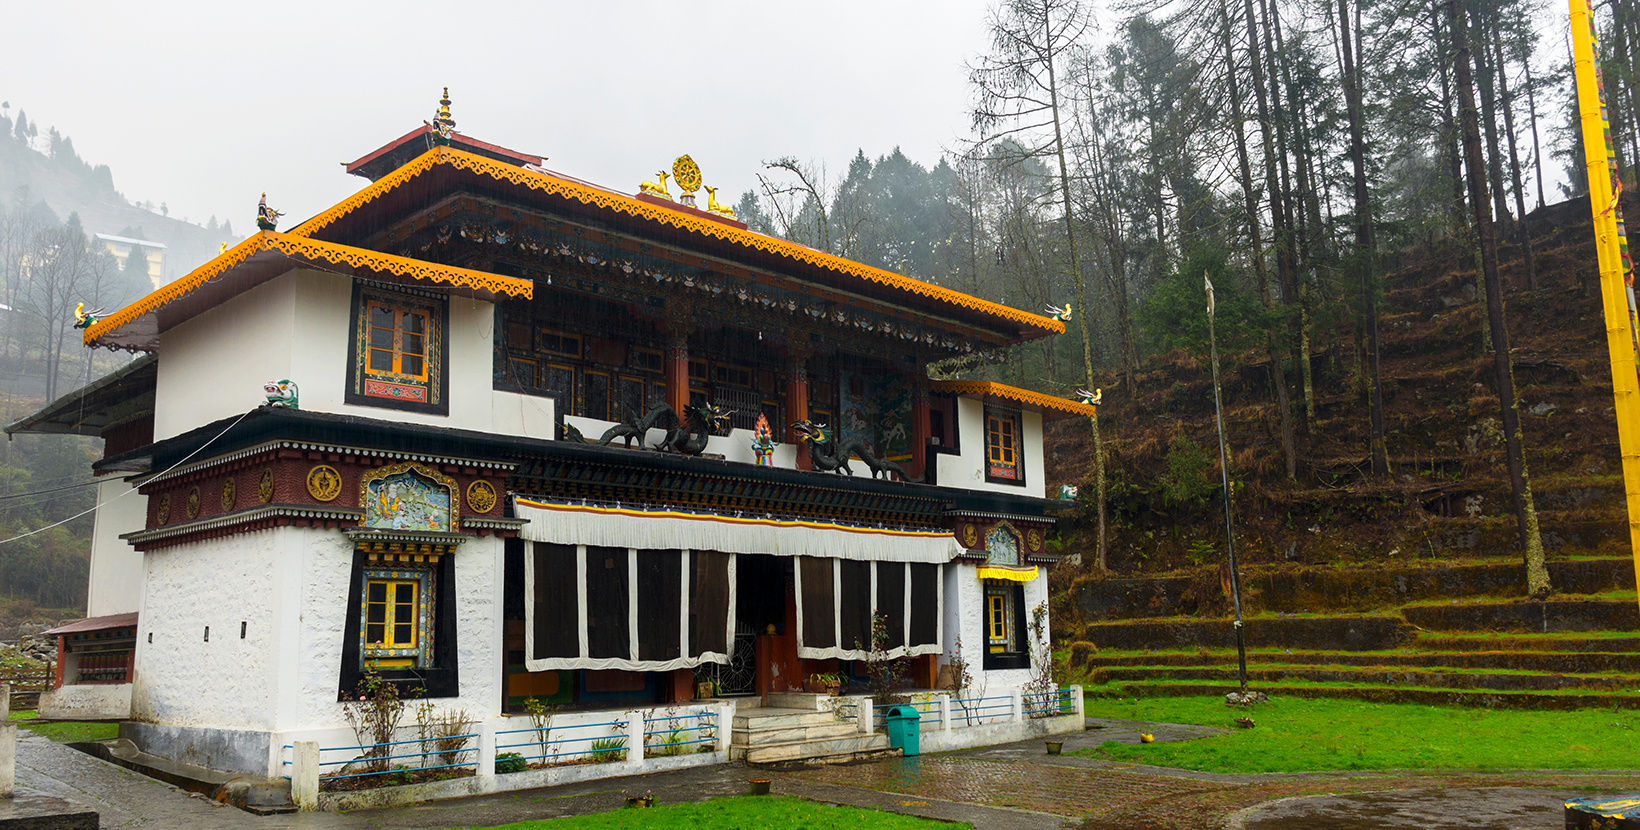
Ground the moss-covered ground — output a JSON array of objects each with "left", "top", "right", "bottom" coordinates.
[{"left": 1080, "top": 695, "right": 1640, "bottom": 772}]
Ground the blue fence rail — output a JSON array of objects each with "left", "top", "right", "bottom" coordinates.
[
  {"left": 281, "top": 732, "right": 479, "bottom": 782},
  {"left": 870, "top": 699, "right": 941, "bottom": 727},
  {"left": 950, "top": 693, "right": 1015, "bottom": 726},
  {"left": 1024, "top": 687, "right": 1075, "bottom": 718},
  {"left": 640, "top": 708, "right": 719, "bottom": 755},
  {"left": 494, "top": 718, "right": 629, "bottom": 766}
]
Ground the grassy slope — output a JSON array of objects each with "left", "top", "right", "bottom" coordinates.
[
  {"left": 1082, "top": 695, "right": 1640, "bottom": 772},
  {"left": 7, "top": 709, "right": 117, "bottom": 742}
]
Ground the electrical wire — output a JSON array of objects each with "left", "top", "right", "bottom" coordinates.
[{"left": 0, "top": 408, "right": 255, "bottom": 546}]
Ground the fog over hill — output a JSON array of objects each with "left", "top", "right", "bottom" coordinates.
[{"left": 0, "top": 104, "right": 239, "bottom": 288}]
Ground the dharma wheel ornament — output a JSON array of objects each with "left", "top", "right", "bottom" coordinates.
[{"left": 672, "top": 155, "right": 702, "bottom": 206}]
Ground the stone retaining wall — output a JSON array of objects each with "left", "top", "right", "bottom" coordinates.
[
  {"left": 1075, "top": 558, "right": 1634, "bottom": 621},
  {"left": 1401, "top": 600, "right": 1640, "bottom": 632},
  {"left": 1084, "top": 615, "right": 1411, "bottom": 651}
]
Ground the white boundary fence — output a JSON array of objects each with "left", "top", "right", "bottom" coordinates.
[
  {"left": 852, "top": 684, "right": 1084, "bottom": 754},
  {"left": 281, "top": 701, "right": 733, "bottom": 812}
]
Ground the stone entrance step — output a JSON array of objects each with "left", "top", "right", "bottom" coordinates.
[{"left": 730, "top": 696, "right": 897, "bottom": 766}]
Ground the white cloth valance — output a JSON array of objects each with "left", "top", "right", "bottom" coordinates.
[{"left": 514, "top": 498, "right": 958, "bottom": 563}]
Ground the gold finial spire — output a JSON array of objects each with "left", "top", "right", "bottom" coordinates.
[{"left": 436, "top": 86, "right": 455, "bottom": 131}]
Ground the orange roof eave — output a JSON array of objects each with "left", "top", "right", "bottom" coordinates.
[
  {"left": 287, "top": 146, "right": 1065, "bottom": 337},
  {"left": 929, "top": 380, "right": 1095, "bottom": 421},
  {"left": 83, "top": 231, "right": 532, "bottom": 347}
]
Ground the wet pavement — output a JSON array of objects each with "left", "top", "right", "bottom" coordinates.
[
  {"left": 1235, "top": 787, "right": 1570, "bottom": 830},
  {"left": 12, "top": 718, "right": 1640, "bottom": 828}
]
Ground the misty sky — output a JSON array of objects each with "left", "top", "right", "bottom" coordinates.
[{"left": 3, "top": 1, "right": 1003, "bottom": 232}]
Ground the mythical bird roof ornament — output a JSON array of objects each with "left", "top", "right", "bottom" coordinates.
[
  {"left": 73, "top": 302, "right": 106, "bottom": 330},
  {"left": 256, "top": 193, "right": 282, "bottom": 231}
]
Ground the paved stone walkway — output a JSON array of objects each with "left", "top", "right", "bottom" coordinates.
[{"left": 12, "top": 717, "right": 1640, "bottom": 828}]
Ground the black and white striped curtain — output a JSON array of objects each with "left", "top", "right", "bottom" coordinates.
[
  {"left": 524, "top": 542, "right": 736, "bottom": 672},
  {"left": 793, "top": 557, "right": 942, "bottom": 661}
]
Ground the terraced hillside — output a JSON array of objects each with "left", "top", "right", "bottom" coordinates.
[
  {"left": 1064, "top": 557, "right": 1640, "bottom": 707},
  {"left": 1051, "top": 193, "right": 1637, "bottom": 576},
  {"left": 1044, "top": 192, "right": 1640, "bottom": 704}
]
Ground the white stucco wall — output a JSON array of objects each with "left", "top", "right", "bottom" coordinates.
[
  {"left": 153, "top": 268, "right": 525, "bottom": 442},
  {"left": 935, "top": 397, "right": 1045, "bottom": 499},
  {"left": 290, "top": 274, "right": 500, "bottom": 433},
  {"left": 154, "top": 275, "right": 297, "bottom": 440},
  {"left": 86, "top": 476, "right": 146, "bottom": 617},
  {"left": 492, "top": 390, "right": 557, "bottom": 440},
  {"left": 132, "top": 529, "right": 292, "bottom": 730},
  {"left": 133, "top": 526, "right": 504, "bottom": 737},
  {"left": 942, "top": 560, "right": 1050, "bottom": 690}
]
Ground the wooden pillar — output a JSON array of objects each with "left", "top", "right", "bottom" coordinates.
[
  {"left": 910, "top": 381, "right": 931, "bottom": 481},
  {"left": 785, "top": 351, "right": 811, "bottom": 470},
  {"left": 665, "top": 325, "right": 690, "bottom": 414},
  {"left": 668, "top": 668, "right": 694, "bottom": 703}
]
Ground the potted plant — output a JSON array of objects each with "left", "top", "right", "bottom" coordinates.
[
  {"left": 804, "top": 672, "right": 843, "bottom": 695},
  {"left": 695, "top": 679, "right": 715, "bottom": 700}
]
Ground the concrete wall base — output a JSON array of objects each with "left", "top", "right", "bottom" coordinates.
[
  {"left": 120, "top": 722, "right": 271, "bottom": 777},
  {"left": 39, "top": 685, "right": 132, "bottom": 721},
  {"left": 919, "top": 713, "right": 1081, "bottom": 754},
  {"left": 316, "top": 750, "right": 728, "bottom": 812}
]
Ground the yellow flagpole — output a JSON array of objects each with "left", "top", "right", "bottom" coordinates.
[{"left": 1569, "top": 0, "right": 1640, "bottom": 608}]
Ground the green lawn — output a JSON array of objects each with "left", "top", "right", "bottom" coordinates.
[
  {"left": 1082, "top": 695, "right": 1640, "bottom": 773},
  {"left": 465, "top": 796, "right": 963, "bottom": 829},
  {"left": 7, "top": 709, "right": 119, "bottom": 742}
]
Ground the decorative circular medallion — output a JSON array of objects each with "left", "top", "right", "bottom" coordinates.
[
  {"left": 221, "top": 477, "right": 236, "bottom": 512},
  {"left": 307, "top": 465, "right": 342, "bottom": 502},
  {"left": 960, "top": 523, "right": 978, "bottom": 548},
  {"left": 1026, "top": 528, "right": 1043, "bottom": 552},
  {"left": 466, "top": 480, "right": 497, "bottom": 514},
  {"left": 258, "top": 468, "right": 274, "bottom": 503},
  {"left": 672, "top": 154, "right": 702, "bottom": 193},
  {"left": 156, "top": 493, "right": 171, "bottom": 525},
  {"left": 185, "top": 487, "right": 200, "bottom": 520}
]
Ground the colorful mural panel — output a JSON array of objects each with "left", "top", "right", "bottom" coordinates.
[
  {"left": 361, "top": 463, "right": 458, "bottom": 532},
  {"left": 837, "top": 369, "right": 912, "bottom": 463}
]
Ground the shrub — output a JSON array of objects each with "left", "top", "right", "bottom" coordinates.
[
  {"left": 1068, "top": 641, "right": 1099, "bottom": 667},
  {"left": 494, "top": 752, "right": 527, "bottom": 774}
]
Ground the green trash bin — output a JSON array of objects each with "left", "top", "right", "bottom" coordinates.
[{"left": 884, "top": 705, "right": 920, "bottom": 757}]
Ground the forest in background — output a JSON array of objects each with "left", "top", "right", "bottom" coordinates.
[
  {"left": 728, "top": 0, "right": 1637, "bottom": 594},
  {"left": 0, "top": 103, "right": 236, "bottom": 621}
]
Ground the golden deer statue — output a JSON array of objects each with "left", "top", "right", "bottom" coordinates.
[
  {"left": 704, "top": 185, "right": 736, "bottom": 219},
  {"left": 639, "top": 170, "right": 672, "bottom": 200}
]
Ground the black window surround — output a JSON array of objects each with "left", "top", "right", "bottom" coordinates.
[{"left": 339, "top": 547, "right": 460, "bottom": 699}]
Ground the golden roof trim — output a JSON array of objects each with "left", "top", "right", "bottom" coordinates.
[
  {"left": 288, "top": 147, "right": 1064, "bottom": 335},
  {"left": 83, "top": 231, "right": 531, "bottom": 346},
  {"left": 929, "top": 380, "right": 1096, "bottom": 418}
]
